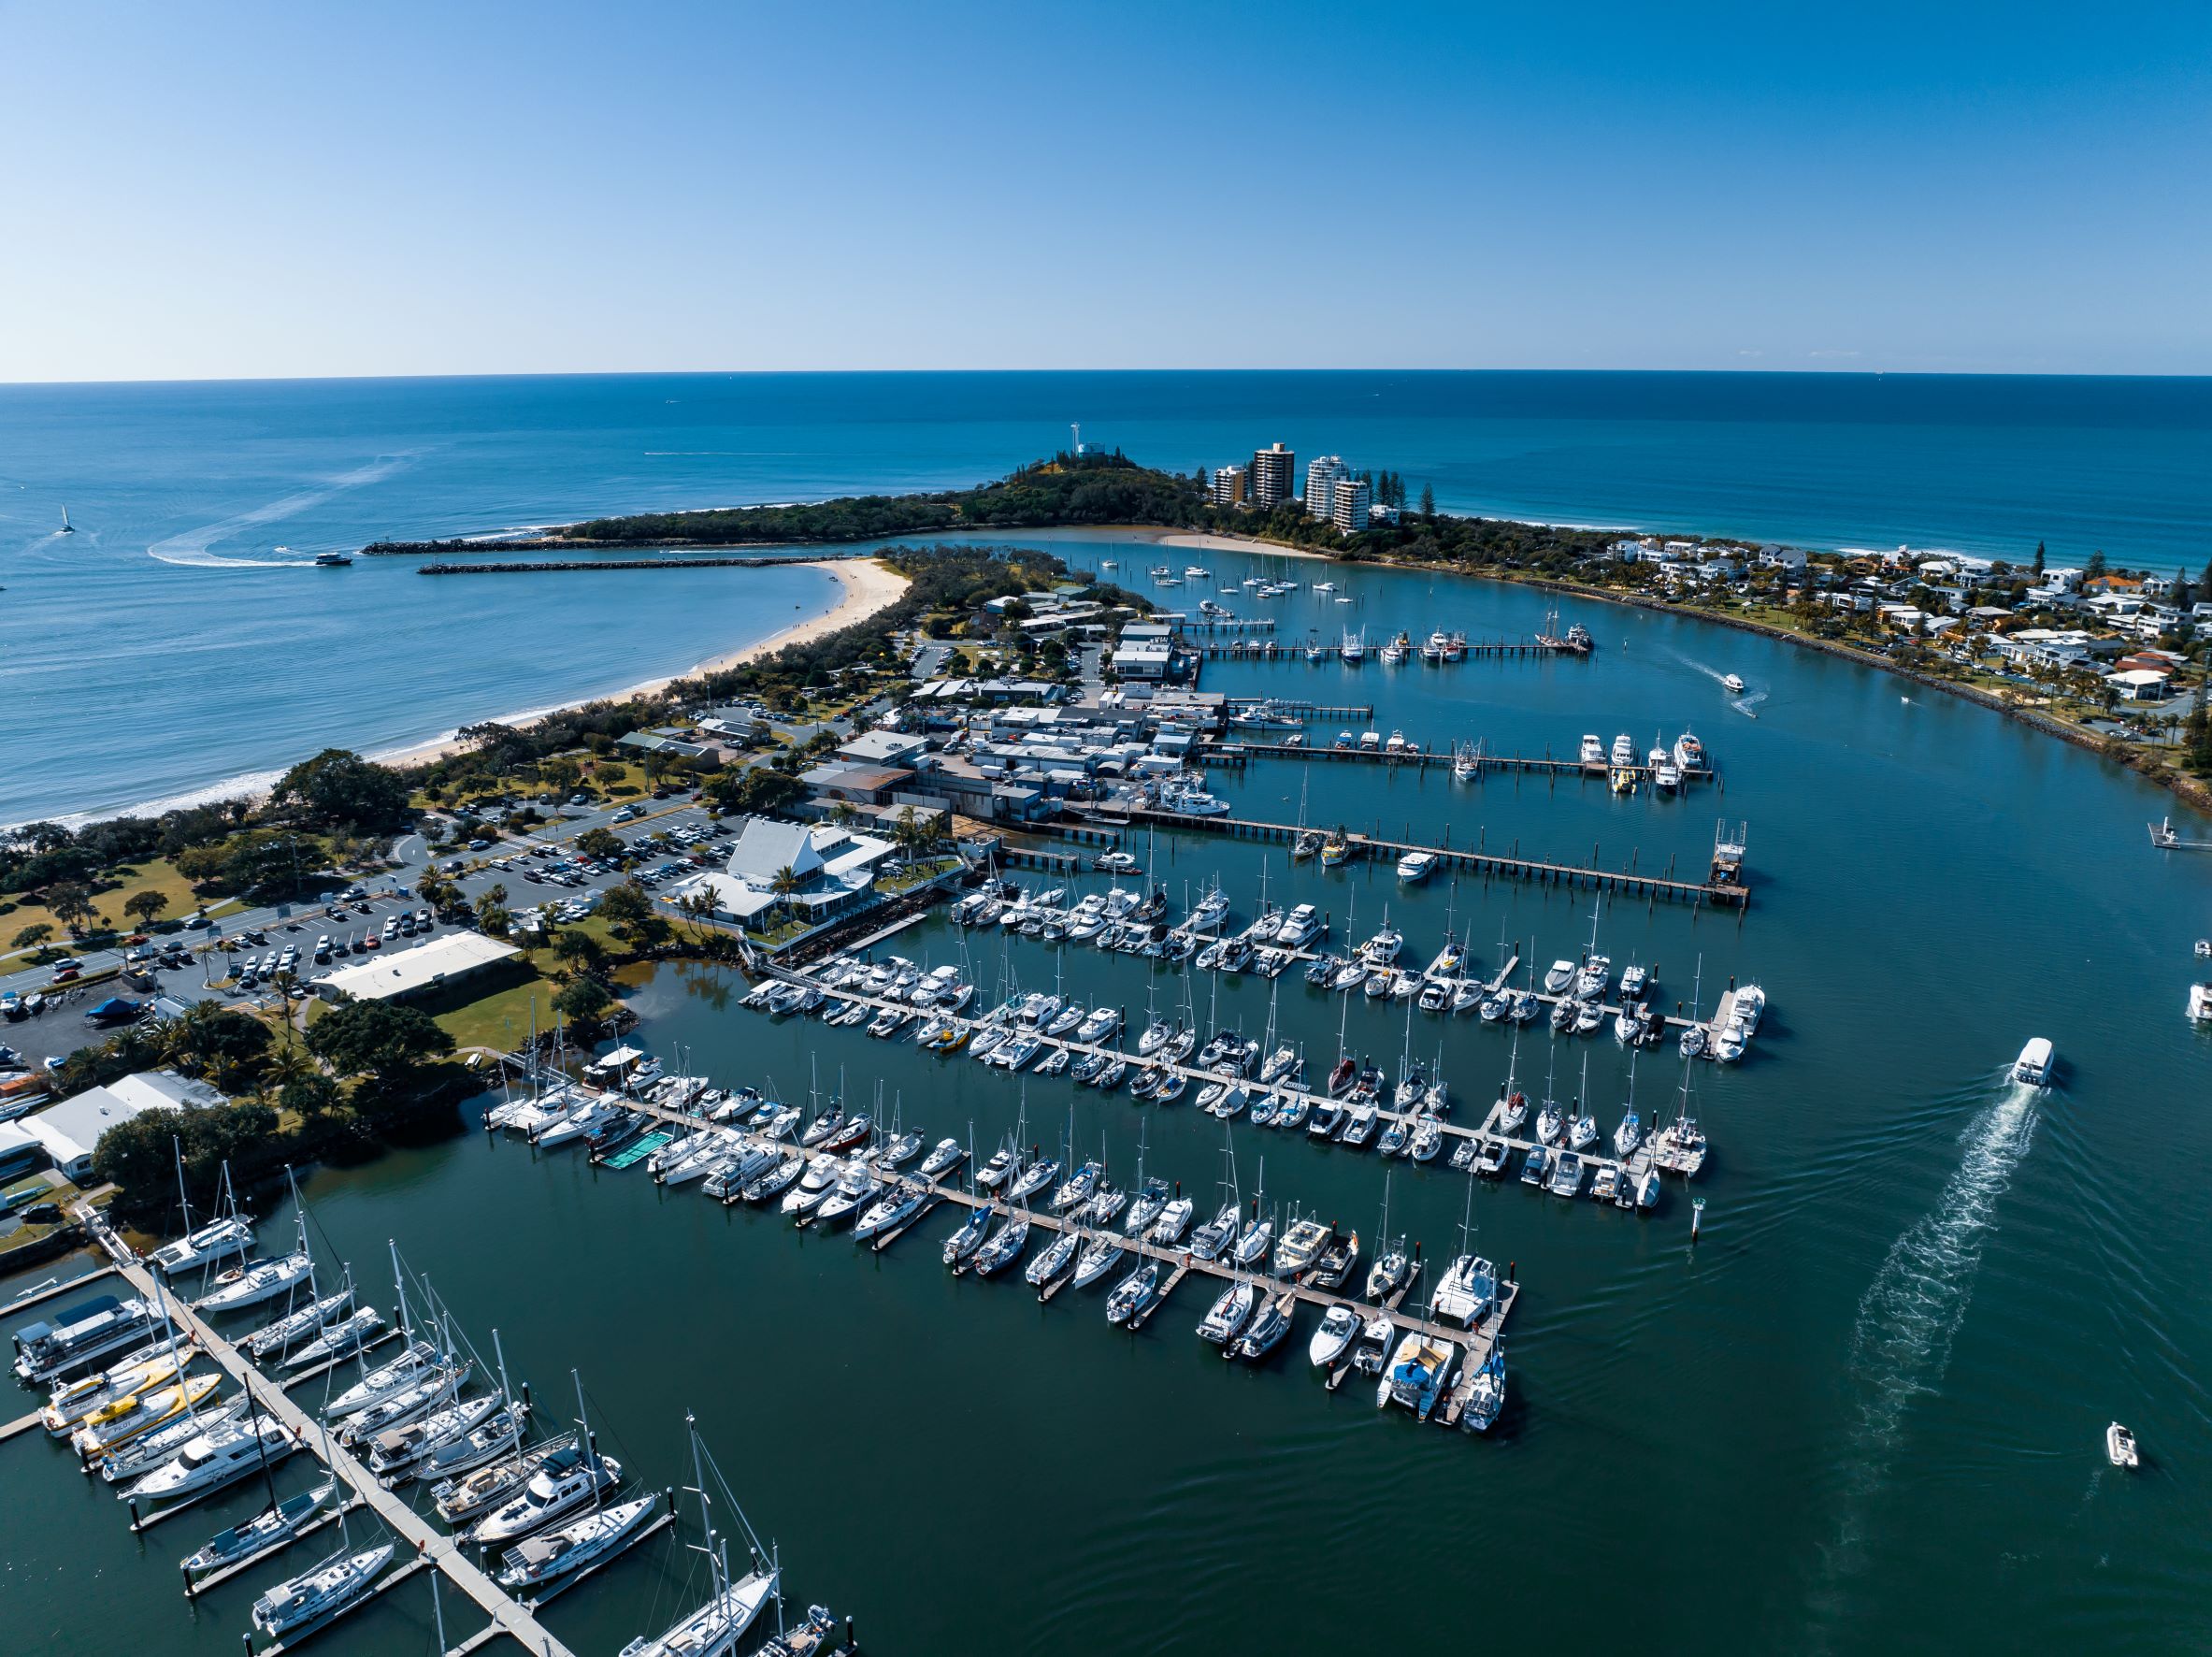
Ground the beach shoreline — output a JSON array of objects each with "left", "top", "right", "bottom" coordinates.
[
  {"left": 42, "top": 558, "right": 909, "bottom": 828},
  {"left": 366, "top": 556, "right": 910, "bottom": 770}
]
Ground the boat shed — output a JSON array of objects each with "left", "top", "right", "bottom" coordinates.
[
  {"left": 314, "top": 930, "right": 523, "bottom": 1003},
  {"left": 20, "top": 1071, "right": 224, "bottom": 1182}
]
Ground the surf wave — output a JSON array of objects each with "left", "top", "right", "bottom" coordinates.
[
  {"left": 1821, "top": 1078, "right": 2040, "bottom": 1589},
  {"left": 147, "top": 454, "right": 412, "bottom": 568}
]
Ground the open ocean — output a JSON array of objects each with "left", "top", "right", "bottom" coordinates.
[{"left": 3, "top": 369, "right": 2208, "bottom": 824}]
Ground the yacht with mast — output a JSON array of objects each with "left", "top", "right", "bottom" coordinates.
[{"left": 619, "top": 1416, "right": 780, "bottom": 1657}]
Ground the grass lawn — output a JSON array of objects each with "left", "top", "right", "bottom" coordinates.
[
  {"left": 417, "top": 959, "right": 563, "bottom": 1053},
  {"left": 0, "top": 855, "right": 245, "bottom": 958}
]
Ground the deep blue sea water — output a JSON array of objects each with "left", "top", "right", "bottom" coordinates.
[{"left": 3, "top": 370, "right": 2207, "bottom": 823}]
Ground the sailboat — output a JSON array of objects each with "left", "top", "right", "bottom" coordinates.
[
  {"left": 1364, "top": 1172, "right": 1412, "bottom": 1302},
  {"left": 619, "top": 1416, "right": 779, "bottom": 1657},
  {"left": 59, "top": 505, "right": 75, "bottom": 534},
  {"left": 249, "top": 1423, "right": 394, "bottom": 1642},
  {"left": 150, "top": 1150, "right": 253, "bottom": 1276}
]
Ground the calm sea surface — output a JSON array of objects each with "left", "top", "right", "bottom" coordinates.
[
  {"left": 4, "top": 370, "right": 2209, "bottom": 823},
  {"left": 6, "top": 535, "right": 2210, "bottom": 1656}
]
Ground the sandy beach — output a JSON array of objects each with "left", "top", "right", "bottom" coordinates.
[{"left": 368, "top": 556, "right": 910, "bottom": 770}]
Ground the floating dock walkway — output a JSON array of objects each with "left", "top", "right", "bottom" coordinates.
[
  {"left": 610, "top": 1091, "right": 1523, "bottom": 1425},
  {"left": 69, "top": 1212, "right": 580, "bottom": 1657},
  {"left": 1093, "top": 806, "right": 1750, "bottom": 908},
  {"left": 1200, "top": 739, "right": 1718, "bottom": 790}
]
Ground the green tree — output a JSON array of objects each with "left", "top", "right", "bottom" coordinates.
[
  {"left": 272, "top": 749, "right": 411, "bottom": 834},
  {"left": 11, "top": 921, "right": 54, "bottom": 955},
  {"left": 45, "top": 881, "right": 95, "bottom": 933},
  {"left": 1419, "top": 483, "right": 1435, "bottom": 519},
  {"left": 167, "top": 1001, "right": 276, "bottom": 1088},
  {"left": 769, "top": 864, "right": 803, "bottom": 898},
  {"left": 553, "top": 974, "right": 616, "bottom": 1027},
  {"left": 122, "top": 888, "right": 169, "bottom": 929},
  {"left": 550, "top": 927, "right": 609, "bottom": 978},
  {"left": 2032, "top": 540, "right": 2046, "bottom": 578},
  {"left": 2086, "top": 550, "right": 2107, "bottom": 580},
  {"left": 596, "top": 880, "right": 653, "bottom": 939},
  {"left": 576, "top": 827, "right": 625, "bottom": 859},
  {"left": 307, "top": 999, "right": 454, "bottom": 1089}
]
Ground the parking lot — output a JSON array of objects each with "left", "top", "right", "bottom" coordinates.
[{"left": 0, "top": 789, "right": 733, "bottom": 1060}]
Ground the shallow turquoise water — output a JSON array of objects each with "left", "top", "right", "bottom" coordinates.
[{"left": 6, "top": 369, "right": 2208, "bottom": 822}]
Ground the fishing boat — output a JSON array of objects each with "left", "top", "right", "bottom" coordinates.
[
  {"left": 496, "top": 1494, "right": 659, "bottom": 1592},
  {"left": 251, "top": 1541, "right": 395, "bottom": 1640},
  {"left": 1275, "top": 1217, "right": 1330, "bottom": 1277}
]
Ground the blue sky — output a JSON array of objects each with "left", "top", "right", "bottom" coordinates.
[{"left": 2, "top": 0, "right": 2207, "bottom": 379}]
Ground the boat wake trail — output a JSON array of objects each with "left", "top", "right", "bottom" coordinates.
[
  {"left": 148, "top": 454, "right": 411, "bottom": 568},
  {"left": 1731, "top": 689, "right": 1768, "bottom": 719},
  {"left": 1813, "top": 1079, "right": 2039, "bottom": 1623}
]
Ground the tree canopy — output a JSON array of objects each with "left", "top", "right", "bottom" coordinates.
[{"left": 272, "top": 749, "right": 412, "bottom": 835}]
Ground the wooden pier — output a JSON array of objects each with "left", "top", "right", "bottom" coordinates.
[
  {"left": 1099, "top": 805, "right": 1749, "bottom": 909},
  {"left": 69, "top": 1212, "right": 581, "bottom": 1657}
]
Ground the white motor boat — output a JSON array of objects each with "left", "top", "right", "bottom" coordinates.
[
  {"left": 2106, "top": 1421, "right": 2139, "bottom": 1468},
  {"left": 2013, "top": 1036, "right": 2054, "bottom": 1086},
  {"left": 1307, "top": 1304, "right": 1360, "bottom": 1367},
  {"left": 336, "top": 1363, "right": 467, "bottom": 1448},
  {"left": 1543, "top": 958, "right": 1577, "bottom": 993},
  {"left": 125, "top": 1412, "right": 295, "bottom": 1501},
  {"left": 471, "top": 1443, "right": 625, "bottom": 1545}
]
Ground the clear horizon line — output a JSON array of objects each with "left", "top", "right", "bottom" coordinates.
[{"left": 5, "top": 364, "right": 2211, "bottom": 391}]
